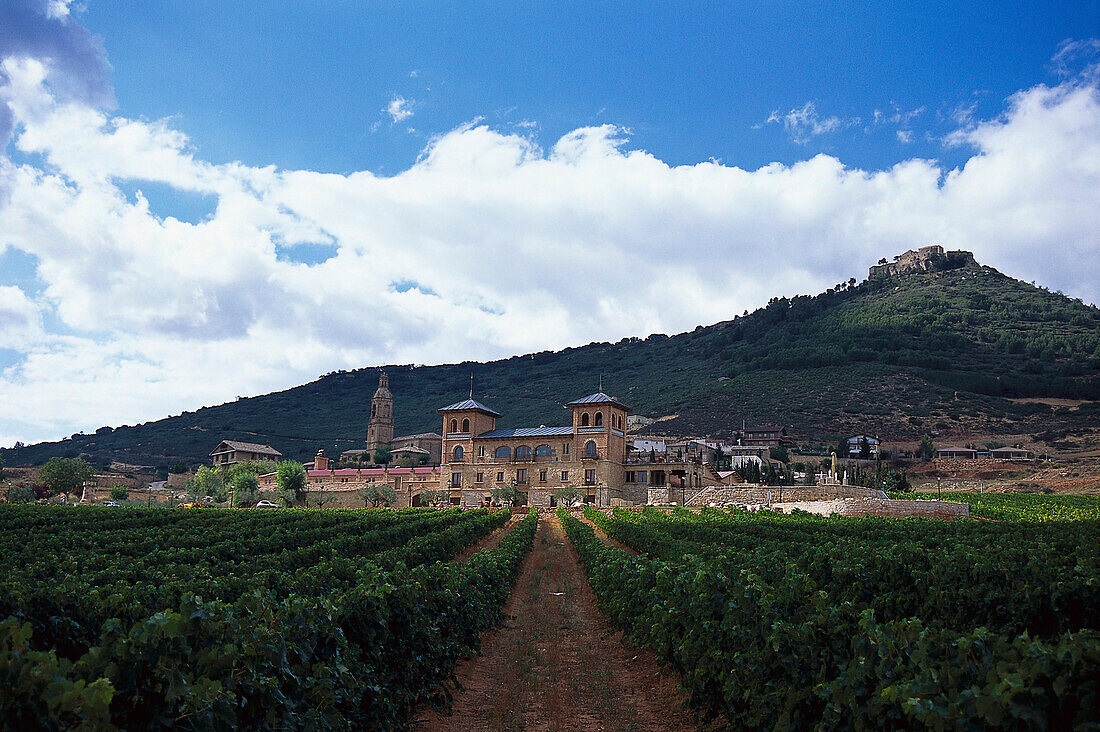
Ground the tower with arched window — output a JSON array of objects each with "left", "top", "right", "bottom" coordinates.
[
  {"left": 568, "top": 391, "right": 631, "bottom": 464},
  {"left": 366, "top": 372, "right": 394, "bottom": 451}
]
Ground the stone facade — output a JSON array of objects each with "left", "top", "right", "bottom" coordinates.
[
  {"left": 366, "top": 372, "right": 394, "bottom": 452},
  {"left": 439, "top": 391, "right": 716, "bottom": 508}
]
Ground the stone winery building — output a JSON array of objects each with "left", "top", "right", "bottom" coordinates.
[{"left": 439, "top": 390, "right": 715, "bottom": 507}]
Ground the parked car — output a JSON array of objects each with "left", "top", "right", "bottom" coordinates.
[
  {"left": 177, "top": 502, "right": 200, "bottom": 508},
  {"left": 254, "top": 500, "right": 281, "bottom": 509},
  {"left": 102, "top": 501, "right": 121, "bottom": 507}
]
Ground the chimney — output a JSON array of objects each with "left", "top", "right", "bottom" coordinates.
[{"left": 315, "top": 449, "right": 329, "bottom": 471}]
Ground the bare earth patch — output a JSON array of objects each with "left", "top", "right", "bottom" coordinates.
[{"left": 413, "top": 514, "right": 700, "bottom": 731}]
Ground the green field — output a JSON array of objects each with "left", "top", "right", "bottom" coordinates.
[
  {"left": 564, "top": 494, "right": 1100, "bottom": 729},
  {"left": 0, "top": 505, "right": 536, "bottom": 729}
]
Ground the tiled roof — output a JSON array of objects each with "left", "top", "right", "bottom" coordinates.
[
  {"left": 438, "top": 398, "right": 502, "bottom": 417},
  {"left": 477, "top": 426, "right": 575, "bottom": 438},
  {"left": 306, "top": 466, "right": 441, "bottom": 478},
  {"left": 392, "top": 432, "right": 443, "bottom": 440},
  {"left": 210, "top": 440, "right": 282, "bottom": 456},
  {"left": 566, "top": 392, "right": 630, "bottom": 410}
]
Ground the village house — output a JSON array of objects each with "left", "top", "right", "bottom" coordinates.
[
  {"left": 847, "top": 435, "right": 880, "bottom": 458},
  {"left": 736, "top": 425, "right": 794, "bottom": 449},
  {"left": 989, "top": 447, "right": 1035, "bottom": 461},
  {"left": 936, "top": 446, "right": 1035, "bottom": 461},
  {"left": 209, "top": 440, "right": 282, "bottom": 468},
  {"left": 935, "top": 446, "right": 979, "bottom": 460}
]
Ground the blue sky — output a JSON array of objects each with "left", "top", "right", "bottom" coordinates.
[
  {"left": 81, "top": 1, "right": 1096, "bottom": 174},
  {"left": 0, "top": 1, "right": 1098, "bottom": 447}
]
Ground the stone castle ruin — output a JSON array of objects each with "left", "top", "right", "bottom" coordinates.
[{"left": 869, "top": 245, "right": 977, "bottom": 279}]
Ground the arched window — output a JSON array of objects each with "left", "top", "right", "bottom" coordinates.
[
  {"left": 449, "top": 419, "right": 458, "bottom": 433},
  {"left": 461, "top": 418, "right": 470, "bottom": 432},
  {"left": 585, "top": 440, "right": 597, "bottom": 457},
  {"left": 535, "top": 444, "right": 552, "bottom": 457},
  {"left": 581, "top": 412, "right": 590, "bottom": 426},
  {"left": 495, "top": 446, "right": 511, "bottom": 459},
  {"left": 594, "top": 412, "right": 603, "bottom": 426},
  {"left": 453, "top": 446, "right": 464, "bottom": 460},
  {"left": 515, "top": 445, "right": 532, "bottom": 460}
]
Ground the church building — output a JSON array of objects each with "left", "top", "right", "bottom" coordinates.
[{"left": 340, "top": 372, "right": 442, "bottom": 465}]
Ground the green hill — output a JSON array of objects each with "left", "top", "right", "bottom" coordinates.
[{"left": 5, "top": 253, "right": 1099, "bottom": 470}]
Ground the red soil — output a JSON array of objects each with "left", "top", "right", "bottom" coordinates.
[{"left": 413, "top": 514, "right": 702, "bottom": 731}]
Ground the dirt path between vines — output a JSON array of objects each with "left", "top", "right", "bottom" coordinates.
[
  {"left": 413, "top": 514, "right": 700, "bottom": 732},
  {"left": 577, "top": 512, "right": 639, "bottom": 555},
  {"left": 451, "top": 511, "right": 524, "bottom": 562}
]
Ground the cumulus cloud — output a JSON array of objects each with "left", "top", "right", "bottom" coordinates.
[
  {"left": 386, "top": 95, "right": 413, "bottom": 123},
  {"left": 764, "top": 102, "right": 858, "bottom": 144},
  {"left": 1, "top": 45, "right": 1099, "bottom": 446}
]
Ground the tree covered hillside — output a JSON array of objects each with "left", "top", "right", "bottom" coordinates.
[{"left": 5, "top": 257, "right": 1099, "bottom": 470}]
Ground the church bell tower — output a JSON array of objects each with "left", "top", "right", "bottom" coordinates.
[{"left": 366, "top": 371, "right": 394, "bottom": 452}]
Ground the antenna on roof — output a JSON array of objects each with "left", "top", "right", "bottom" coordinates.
[{"left": 599, "top": 373, "right": 603, "bottom": 392}]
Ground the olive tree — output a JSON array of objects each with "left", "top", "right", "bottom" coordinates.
[
  {"left": 357, "top": 484, "right": 397, "bottom": 508},
  {"left": 552, "top": 486, "right": 583, "bottom": 507},
  {"left": 491, "top": 485, "right": 523, "bottom": 507},
  {"left": 418, "top": 489, "right": 449, "bottom": 507}
]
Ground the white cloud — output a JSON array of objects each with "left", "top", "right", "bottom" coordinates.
[
  {"left": 764, "top": 102, "right": 858, "bottom": 144},
  {"left": 896, "top": 129, "right": 913, "bottom": 144},
  {"left": 385, "top": 94, "right": 413, "bottom": 123},
  {"left": 0, "top": 56, "right": 1098, "bottom": 446},
  {"left": 0, "top": 284, "right": 42, "bottom": 347}
]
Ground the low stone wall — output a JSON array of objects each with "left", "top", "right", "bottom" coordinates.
[
  {"left": 775, "top": 498, "right": 969, "bottom": 519},
  {"left": 687, "top": 485, "right": 883, "bottom": 507},
  {"left": 933, "top": 459, "right": 1032, "bottom": 470}
]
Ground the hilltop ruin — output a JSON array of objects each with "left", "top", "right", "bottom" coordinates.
[{"left": 869, "top": 245, "right": 977, "bottom": 279}]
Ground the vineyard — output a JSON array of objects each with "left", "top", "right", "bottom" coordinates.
[
  {"left": 0, "top": 505, "right": 537, "bottom": 729},
  {"left": 563, "top": 495, "right": 1100, "bottom": 729}
]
